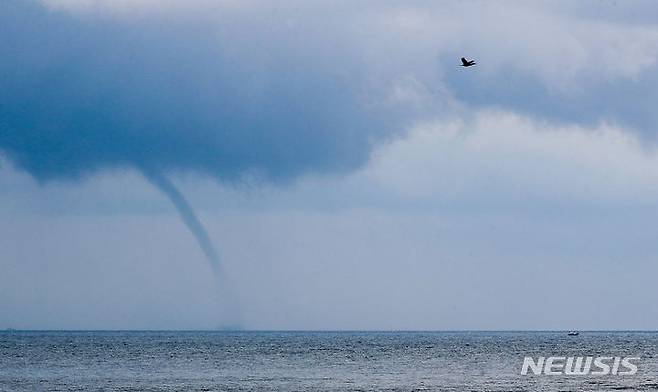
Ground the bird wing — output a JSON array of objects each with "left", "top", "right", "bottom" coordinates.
[{"left": 461, "top": 57, "right": 469, "bottom": 65}]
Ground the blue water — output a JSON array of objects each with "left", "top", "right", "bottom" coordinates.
[{"left": 1, "top": 331, "right": 657, "bottom": 391}]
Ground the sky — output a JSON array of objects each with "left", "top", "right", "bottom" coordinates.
[{"left": 2, "top": 0, "right": 658, "bottom": 330}]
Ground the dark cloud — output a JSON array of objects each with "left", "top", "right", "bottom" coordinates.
[
  {"left": 0, "top": 1, "right": 404, "bottom": 183},
  {"left": 4, "top": 0, "right": 655, "bottom": 184}
]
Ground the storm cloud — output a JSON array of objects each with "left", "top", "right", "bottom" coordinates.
[
  {"left": 4, "top": 1, "right": 658, "bottom": 183},
  {"left": 0, "top": 1, "right": 410, "bottom": 183}
]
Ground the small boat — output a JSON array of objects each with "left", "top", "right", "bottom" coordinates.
[{"left": 567, "top": 331, "right": 579, "bottom": 336}]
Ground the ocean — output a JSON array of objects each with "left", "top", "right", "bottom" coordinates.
[{"left": 1, "top": 331, "right": 657, "bottom": 391}]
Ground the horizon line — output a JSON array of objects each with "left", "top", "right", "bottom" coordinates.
[{"left": 3, "top": 329, "right": 658, "bottom": 333}]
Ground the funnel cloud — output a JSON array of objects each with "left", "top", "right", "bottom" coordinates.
[{"left": 140, "top": 166, "right": 222, "bottom": 277}]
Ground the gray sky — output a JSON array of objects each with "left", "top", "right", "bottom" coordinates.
[{"left": 2, "top": 0, "right": 658, "bottom": 330}]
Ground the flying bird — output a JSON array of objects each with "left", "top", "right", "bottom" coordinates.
[{"left": 461, "top": 57, "right": 476, "bottom": 67}]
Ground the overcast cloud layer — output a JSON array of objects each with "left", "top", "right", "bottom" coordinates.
[{"left": 2, "top": 0, "right": 658, "bottom": 329}]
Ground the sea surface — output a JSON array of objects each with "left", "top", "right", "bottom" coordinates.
[{"left": 1, "top": 331, "right": 657, "bottom": 391}]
